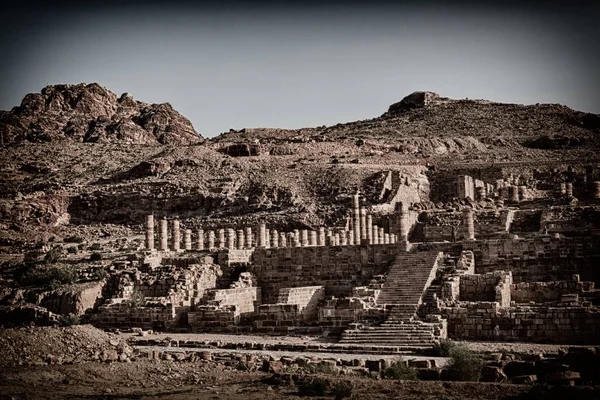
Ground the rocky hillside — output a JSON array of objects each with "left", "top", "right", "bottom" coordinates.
[
  {"left": 1, "top": 87, "right": 599, "bottom": 248},
  {"left": 0, "top": 83, "right": 203, "bottom": 146}
]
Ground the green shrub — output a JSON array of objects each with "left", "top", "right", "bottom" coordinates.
[
  {"left": 66, "top": 247, "right": 78, "bottom": 254},
  {"left": 384, "top": 359, "right": 418, "bottom": 380},
  {"left": 236, "top": 362, "right": 249, "bottom": 371},
  {"left": 64, "top": 236, "right": 84, "bottom": 243},
  {"left": 304, "top": 362, "right": 337, "bottom": 375},
  {"left": 43, "top": 247, "right": 63, "bottom": 264},
  {"left": 297, "top": 377, "right": 330, "bottom": 396},
  {"left": 445, "top": 344, "right": 484, "bottom": 381},
  {"left": 58, "top": 313, "right": 81, "bottom": 326},
  {"left": 22, "top": 264, "right": 77, "bottom": 289},
  {"left": 90, "top": 243, "right": 102, "bottom": 251},
  {"left": 433, "top": 339, "right": 459, "bottom": 357},
  {"left": 330, "top": 381, "right": 353, "bottom": 399},
  {"left": 23, "top": 250, "right": 42, "bottom": 263},
  {"left": 90, "top": 252, "right": 102, "bottom": 261},
  {"left": 93, "top": 268, "right": 107, "bottom": 280}
]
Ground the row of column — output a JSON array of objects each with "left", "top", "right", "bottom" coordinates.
[
  {"left": 145, "top": 216, "right": 401, "bottom": 251},
  {"left": 352, "top": 194, "right": 410, "bottom": 245}
]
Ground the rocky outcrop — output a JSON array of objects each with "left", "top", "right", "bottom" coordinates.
[
  {"left": 37, "top": 281, "right": 105, "bottom": 316},
  {"left": 0, "top": 83, "right": 203, "bottom": 146}
]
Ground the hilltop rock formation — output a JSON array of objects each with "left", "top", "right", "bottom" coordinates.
[{"left": 0, "top": 83, "right": 203, "bottom": 146}]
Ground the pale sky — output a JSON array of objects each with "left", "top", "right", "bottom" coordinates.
[{"left": 1, "top": 1, "right": 599, "bottom": 137}]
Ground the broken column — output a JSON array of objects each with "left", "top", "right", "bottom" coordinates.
[
  {"left": 463, "top": 207, "right": 475, "bottom": 241},
  {"left": 159, "top": 217, "right": 168, "bottom": 251},
  {"left": 237, "top": 229, "right": 245, "bottom": 249},
  {"left": 348, "top": 230, "right": 355, "bottom": 245},
  {"left": 265, "top": 229, "right": 271, "bottom": 249},
  {"left": 301, "top": 230, "right": 309, "bottom": 247},
  {"left": 360, "top": 207, "right": 367, "bottom": 242},
  {"left": 196, "top": 229, "right": 204, "bottom": 251},
  {"left": 257, "top": 224, "right": 266, "bottom": 248},
  {"left": 475, "top": 186, "right": 486, "bottom": 201},
  {"left": 384, "top": 233, "right": 390, "bottom": 244},
  {"left": 340, "top": 230, "right": 347, "bottom": 245},
  {"left": 207, "top": 230, "right": 215, "bottom": 249},
  {"left": 216, "top": 229, "right": 225, "bottom": 249},
  {"left": 245, "top": 227, "right": 253, "bottom": 248},
  {"left": 518, "top": 186, "right": 527, "bottom": 201},
  {"left": 566, "top": 182, "right": 573, "bottom": 198},
  {"left": 287, "top": 232, "right": 295, "bottom": 247},
  {"left": 318, "top": 227, "right": 326, "bottom": 246},
  {"left": 271, "top": 229, "right": 278, "bottom": 248},
  {"left": 508, "top": 185, "right": 519, "bottom": 202},
  {"left": 378, "top": 227, "right": 384, "bottom": 244},
  {"left": 594, "top": 182, "right": 600, "bottom": 199},
  {"left": 372, "top": 225, "right": 379, "bottom": 245},
  {"left": 145, "top": 214, "right": 155, "bottom": 250},
  {"left": 184, "top": 228, "right": 192, "bottom": 251},
  {"left": 279, "top": 232, "right": 287, "bottom": 248},
  {"left": 172, "top": 218, "right": 181, "bottom": 252},
  {"left": 309, "top": 230, "right": 317, "bottom": 246},
  {"left": 398, "top": 202, "right": 410, "bottom": 243},
  {"left": 352, "top": 193, "right": 361, "bottom": 246},
  {"left": 366, "top": 214, "right": 373, "bottom": 244}
]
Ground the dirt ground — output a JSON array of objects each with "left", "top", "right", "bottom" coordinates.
[{"left": 2, "top": 360, "right": 599, "bottom": 400}]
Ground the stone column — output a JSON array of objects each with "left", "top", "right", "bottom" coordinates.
[
  {"left": 145, "top": 215, "right": 155, "bottom": 250},
  {"left": 225, "top": 228, "right": 235, "bottom": 249},
  {"left": 378, "top": 227, "right": 385, "bottom": 244},
  {"left": 318, "top": 227, "right": 326, "bottom": 246},
  {"left": 279, "top": 232, "right": 287, "bottom": 248},
  {"left": 294, "top": 231, "right": 301, "bottom": 247},
  {"left": 245, "top": 227, "right": 253, "bottom": 248},
  {"left": 340, "top": 230, "right": 347, "bottom": 246},
  {"left": 398, "top": 202, "right": 410, "bottom": 243},
  {"left": 372, "top": 225, "right": 379, "bottom": 245},
  {"left": 172, "top": 218, "right": 181, "bottom": 252},
  {"left": 508, "top": 185, "right": 519, "bottom": 202},
  {"left": 566, "top": 182, "right": 573, "bottom": 198},
  {"left": 366, "top": 214, "right": 373, "bottom": 244},
  {"left": 159, "top": 217, "right": 168, "bottom": 251},
  {"left": 384, "top": 233, "right": 390, "bottom": 244},
  {"left": 218, "top": 229, "right": 225, "bottom": 249},
  {"left": 360, "top": 207, "right": 367, "bottom": 241},
  {"left": 184, "top": 228, "right": 192, "bottom": 251},
  {"left": 207, "top": 230, "right": 215, "bottom": 249},
  {"left": 594, "top": 182, "right": 600, "bottom": 199},
  {"left": 237, "top": 229, "right": 245, "bottom": 249},
  {"left": 463, "top": 207, "right": 475, "bottom": 241},
  {"left": 287, "top": 232, "right": 295, "bottom": 247},
  {"left": 301, "top": 230, "right": 309, "bottom": 247},
  {"left": 334, "top": 233, "right": 340, "bottom": 246},
  {"left": 352, "top": 194, "right": 361, "bottom": 245},
  {"left": 559, "top": 182, "right": 567, "bottom": 197},
  {"left": 518, "top": 186, "right": 527, "bottom": 201},
  {"left": 309, "top": 230, "right": 317, "bottom": 246},
  {"left": 390, "top": 234, "right": 397, "bottom": 244},
  {"left": 257, "top": 224, "right": 266, "bottom": 248},
  {"left": 265, "top": 228, "right": 271, "bottom": 249},
  {"left": 196, "top": 229, "right": 204, "bottom": 251},
  {"left": 271, "top": 229, "right": 279, "bottom": 248},
  {"left": 348, "top": 230, "right": 355, "bottom": 246},
  {"left": 475, "top": 187, "right": 486, "bottom": 201}
]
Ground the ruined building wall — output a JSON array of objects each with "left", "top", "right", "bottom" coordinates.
[
  {"left": 252, "top": 245, "right": 400, "bottom": 303},
  {"left": 443, "top": 302, "right": 600, "bottom": 344},
  {"left": 511, "top": 278, "right": 595, "bottom": 303},
  {"left": 464, "top": 237, "right": 600, "bottom": 285}
]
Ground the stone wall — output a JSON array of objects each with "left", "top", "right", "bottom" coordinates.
[
  {"left": 511, "top": 277, "right": 595, "bottom": 303},
  {"left": 252, "top": 244, "right": 401, "bottom": 303},
  {"left": 464, "top": 237, "right": 600, "bottom": 285},
  {"left": 275, "top": 286, "right": 325, "bottom": 322},
  {"left": 91, "top": 299, "right": 176, "bottom": 329},
  {"left": 318, "top": 298, "right": 387, "bottom": 333},
  {"left": 443, "top": 301, "right": 600, "bottom": 344},
  {"left": 459, "top": 271, "right": 512, "bottom": 306},
  {"left": 207, "top": 287, "right": 260, "bottom": 315}
]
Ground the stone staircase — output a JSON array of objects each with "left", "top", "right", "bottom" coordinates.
[{"left": 339, "top": 251, "right": 445, "bottom": 349}]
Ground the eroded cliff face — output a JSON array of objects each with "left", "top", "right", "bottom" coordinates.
[{"left": 0, "top": 83, "right": 203, "bottom": 146}]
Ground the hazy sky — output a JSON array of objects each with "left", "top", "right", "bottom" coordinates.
[{"left": 1, "top": 0, "right": 599, "bottom": 137}]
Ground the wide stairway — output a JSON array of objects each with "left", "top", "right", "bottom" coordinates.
[{"left": 339, "top": 251, "right": 444, "bottom": 350}]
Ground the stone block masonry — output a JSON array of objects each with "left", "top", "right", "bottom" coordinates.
[
  {"left": 252, "top": 244, "right": 402, "bottom": 303},
  {"left": 275, "top": 286, "right": 325, "bottom": 322}
]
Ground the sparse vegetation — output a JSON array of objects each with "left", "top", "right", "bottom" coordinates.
[
  {"left": 90, "top": 252, "right": 102, "bottom": 261},
  {"left": 445, "top": 344, "right": 485, "bottom": 381},
  {"left": 66, "top": 246, "right": 78, "bottom": 254},
  {"left": 330, "top": 381, "right": 353, "bottom": 399},
  {"left": 90, "top": 243, "right": 102, "bottom": 251},
  {"left": 93, "top": 268, "right": 107, "bottom": 280},
  {"left": 433, "top": 338, "right": 458, "bottom": 357},
  {"left": 64, "top": 236, "right": 84, "bottom": 243},
  {"left": 384, "top": 358, "right": 418, "bottom": 380},
  {"left": 21, "top": 264, "right": 78, "bottom": 289},
  {"left": 58, "top": 313, "right": 81, "bottom": 326},
  {"left": 297, "top": 377, "right": 330, "bottom": 396},
  {"left": 43, "top": 247, "right": 63, "bottom": 264}
]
